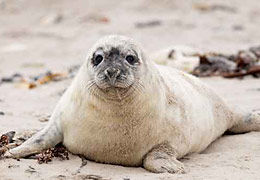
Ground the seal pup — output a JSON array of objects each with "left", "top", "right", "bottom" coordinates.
[{"left": 6, "top": 35, "right": 260, "bottom": 173}]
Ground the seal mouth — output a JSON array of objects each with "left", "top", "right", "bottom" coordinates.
[
  {"left": 86, "top": 79, "right": 144, "bottom": 102},
  {"left": 94, "top": 84, "right": 135, "bottom": 102},
  {"left": 95, "top": 77, "right": 134, "bottom": 90},
  {"left": 96, "top": 82, "right": 134, "bottom": 94}
]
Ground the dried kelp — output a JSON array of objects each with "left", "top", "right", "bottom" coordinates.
[
  {"left": 193, "top": 54, "right": 236, "bottom": 77},
  {"left": 0, "top": 130, "right": 69, "bottom": 163},
  {"left": 193, "top": 45, "right": 260, "bottom": 78},
  {"left": 0, "top": 131, "right": 16, "bottom": 157},
  {"left": 0, "top": 64, "right": 81, "bottom": 89},
  {"left": 37, "top": 144, "right": 69, "bottom": 164},
  {"left": 0, "top": 70, "right": 72, "bottom": 89}
]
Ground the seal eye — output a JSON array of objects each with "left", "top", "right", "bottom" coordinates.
[
  {"left": 93, "top": 55, "right": 103, "bottom": 66},
  {"left": 125, "top": 55, "right": 137, "bottom": 65}
]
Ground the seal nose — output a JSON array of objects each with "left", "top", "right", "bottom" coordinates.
[{"left": 104, "top": 68, "right": 121, "bottom": 83}]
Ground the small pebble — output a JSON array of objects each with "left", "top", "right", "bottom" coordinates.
[
  {"left": 135, "top": 20, "right": 162, "bottom": 28},
  {"left": 232, "top": 25, "right": 244, "bottom": 31},
  {"left": 1, "top": 77, "right": 13, "bottom": 82}
]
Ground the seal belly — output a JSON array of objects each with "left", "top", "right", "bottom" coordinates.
[
  {"left": 62, "top": 107, "right": 163, "bottom": 166},
  {"left": 63, "top": 123, "right": 155, "bottom": 166}
]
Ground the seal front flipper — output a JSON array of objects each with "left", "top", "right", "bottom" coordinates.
[
  {"left": 143, "top": 143, "right": 186, "bottom": 174},
  {"left": 7, "top": 120, "right": 63, "bottom": 158}
]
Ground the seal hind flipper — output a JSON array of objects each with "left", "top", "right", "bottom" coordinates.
[{"left": 228, "top": 111, "right": 260, "bottom": 133}]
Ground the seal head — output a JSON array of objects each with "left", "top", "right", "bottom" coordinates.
[{"left": 86, "top": 35, "right": 146, "bottom": 90}]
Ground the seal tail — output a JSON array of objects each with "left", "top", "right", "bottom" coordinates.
[
  {"left": 8, "top": 122, "right": 63, "bottom": 158},
  {"left": 228, "top": 110, "right": 260, "bottom": 133}
]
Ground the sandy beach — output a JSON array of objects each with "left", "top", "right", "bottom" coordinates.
[{"left": 0, "top": 0, "right": 260, "bottom": 179}]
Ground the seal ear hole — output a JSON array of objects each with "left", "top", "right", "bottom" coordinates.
[
  {"left": 93, "top": 55, "right": 103, "bottom": 66},
  {"left": 125, "top": 55, "right": 138, "bottom": 65}
]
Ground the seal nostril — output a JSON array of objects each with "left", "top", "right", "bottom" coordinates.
[
  {"left": 105, "top": 68, "right": 120, "bottom": 79},
  {"left": 107, "top": 69, "right": 113, "bottom": 78}
]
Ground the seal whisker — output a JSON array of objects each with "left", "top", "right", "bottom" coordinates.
[
  {"left": 116, "top": 89, "right": 122, "bottom": 101},
  {"left": 86, "top": 80, "right": 96, "bottom": 90}
]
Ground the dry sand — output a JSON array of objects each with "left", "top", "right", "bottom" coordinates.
[{"left": 0, "top": 0, "right": 260, "bottom": 179}]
